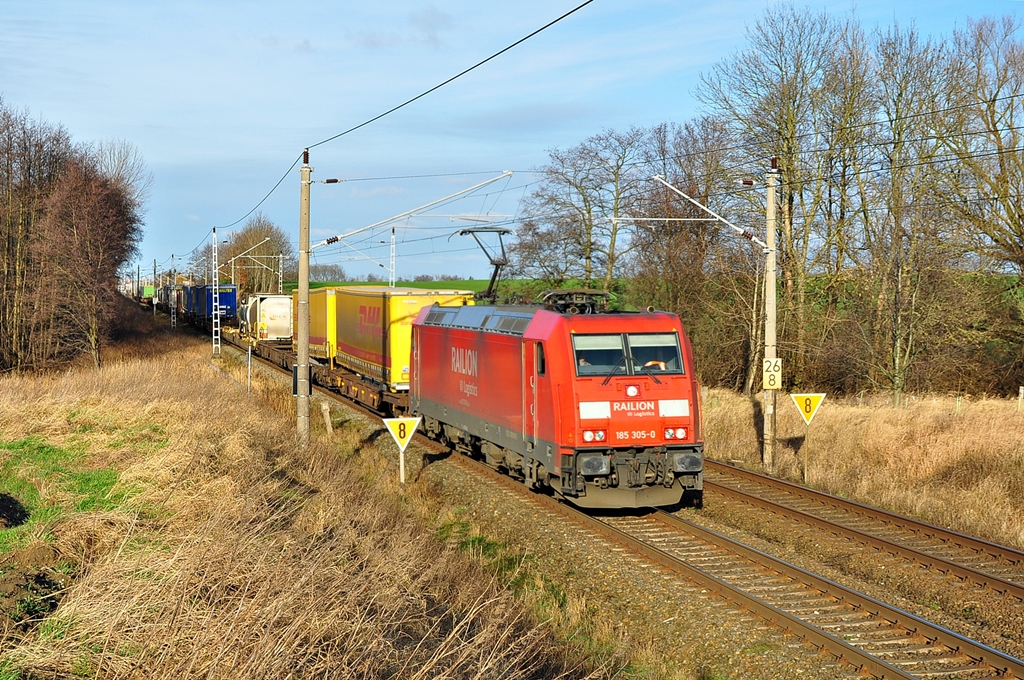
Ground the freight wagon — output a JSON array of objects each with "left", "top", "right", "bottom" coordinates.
[
  {"left": 137, "top": 284, "right": 155, "bottom": 305},
  {"left": 292, "top": 286, "right": 475, "bottom": 412},
  {"left": 189, "top": 284, "right": 238, "bottom": 328},
  {"left": 156, "top": 284, "right": 184, "bottom": 314}
]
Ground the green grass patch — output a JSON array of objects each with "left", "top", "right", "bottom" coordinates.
[
  {"left": 0, "top": 660, "right": 25, "bottom": 680},
  {"left": 0, "top": 437, "right": 127, "bottom": 552},
  {"left": 107, "top": 423, "right": 168, "bottom": 451},
  {"left": 437, "top": 513, "right": 536, "bottom": 590},
  {"left": 741, "top": 641, "right": 779, "bottom": 655}
]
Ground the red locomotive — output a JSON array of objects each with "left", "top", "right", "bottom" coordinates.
[{"left": 410, "top": 292, "right": 704, "bottom": 509}]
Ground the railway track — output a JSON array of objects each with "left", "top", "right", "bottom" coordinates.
[
  {"left": 611, "top": 512, "right": 1024, "bottom": 679},
  {"left": 704, "top": 460, "right": 1024, "bottom": 604},
  {"left": 217, "top": 338, "right": 1024, "bottom": 678},
  {"left": 452, "top": 455, "right": 1024, "bottom": 679}
]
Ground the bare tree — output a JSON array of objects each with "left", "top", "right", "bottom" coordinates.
[
  {"left": 93, "top": 138, "right": 153, "bottom": 210},
  {"left": 0, "top": 100, "right": 74, "bottom": 370},
  {"left": 938, "top": 16, "right": 1024, "bottom": 272},
  {"left": 626, "top": 120, "right": 764, "bottom": 391},
  {"left": 849, "top": 24, "right": 952, "bottom": 404},
  {"left": 698, "top": 5, "right": 846, "bottom": 387},
  {"left": 512, "top": 128, "right": 648, "bottom": 291},
  {"left": 35, "top": 157, "right": 141, "bottom": 367},
  {"left": 310, "top": 263, "right": 347, "bottom": 282},
  {"left": 224, "top": 213, "right": 294, "bottom": 294}
]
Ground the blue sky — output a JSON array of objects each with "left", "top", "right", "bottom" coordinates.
[{"left": 2, "top": 0, "right": 1022, "bottom": 281}]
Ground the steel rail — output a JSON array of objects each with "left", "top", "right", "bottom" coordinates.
[
  {"left": 706, "top": 459, "right": 1024, "bottom": 568},
  {"left": 705, "top": 477, "right": 1024, "bottom": 603},
  {"left": 450, "top": 457, "right": 919, "bottom": 679},
  {"left": 651, "top": 510, "right": 1024, "bottom": 680}
]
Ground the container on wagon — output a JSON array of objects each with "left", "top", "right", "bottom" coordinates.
[
  {"left": 332, "top": 286, "right": 474, "bottom": 392},
  {"left": 292, "top": 286, "right": 475, "bottom": 391},
  {"left": 194, "top": 284, "right": 238, "bottom": 321},
  {"left": 241, "top": 293, "right": 293, "bottom": 343},
  {"left": 292, "top": 287, "right": 341, "bottom": 362}
]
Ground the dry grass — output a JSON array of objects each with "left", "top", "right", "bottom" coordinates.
[
  {"left": 0, "top": 332, "right": 603, "bottom": 679},
  {"left": 5, "top": 309, "right": 1020, "bottom": 678},
  {"left": 704, "top": 389, "right": 1024, "bottom": 549}
]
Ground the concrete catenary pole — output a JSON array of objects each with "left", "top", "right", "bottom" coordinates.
[
  {"left": 297, "top": 150, "right": 312, "bottom": 447},
  {"left": 763, "top": 158, "right": 779, "bottom": 473}
]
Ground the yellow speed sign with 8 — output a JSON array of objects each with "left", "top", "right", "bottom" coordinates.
[{"left": 790, "top": 393, "right": 826, "bottom": 426}]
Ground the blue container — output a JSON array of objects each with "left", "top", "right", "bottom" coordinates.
[
  {"left": 183, "top": 285, "right": 198, "bottom": 319},
  {"left": 194, "top": 284, "right": 238, "bottom": 321}
]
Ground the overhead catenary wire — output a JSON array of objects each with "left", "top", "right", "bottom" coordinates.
[
  {"left": 200, "top": 0, "right": 593, "bottom": 257},
  {"left": 306, "top": 0, "right": 595, "bottom": 150},
  {"left": 176, "top": 19, "right": 1024, "bottom": 276}
]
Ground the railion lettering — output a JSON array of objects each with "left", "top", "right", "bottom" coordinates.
[
  {"left": 451, "top": 347, "right": 478, "bottom": 377},
  {"left": 613, "top": 401, "right": 655, "bottom": 412}
]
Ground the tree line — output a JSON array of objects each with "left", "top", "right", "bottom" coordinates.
[
  {"left": 0, "top": 100, "right": 148, "bottom": 370},
  {"left": 510, "top": 9, "right": 1024, "bottom": 400}
]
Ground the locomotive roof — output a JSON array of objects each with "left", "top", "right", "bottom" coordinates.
[
  {"left": 421, "top": 303, "right": 541, "bottom": 336},
  {"left": 420, "top": 302, "right": 664, "bottom": 337}
]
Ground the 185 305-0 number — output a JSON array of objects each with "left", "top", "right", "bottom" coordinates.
[{"left": 615, "top": 430, "right": 657, "bottom": 440}]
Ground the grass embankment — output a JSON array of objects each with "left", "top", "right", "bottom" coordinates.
[
  {"left": 1, "top": 303, "right": 1021, "bottom": 678},
  {"left": 704, "top": 390, "right": 1024, "bottom": 549},
  {"left": 0, "top": 319, "right": 614, "bottom": 678}
]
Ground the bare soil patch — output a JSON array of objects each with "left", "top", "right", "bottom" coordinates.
[{"left": 0, "top": 544, "right": 68, "bottom": 634}]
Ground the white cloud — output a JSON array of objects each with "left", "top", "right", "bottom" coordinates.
[{"left": 408, "top": 5, "right": 452, "bottom": 47}]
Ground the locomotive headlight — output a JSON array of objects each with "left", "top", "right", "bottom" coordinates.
[
  {"left": 579, "top": 454, "right": 611, "bottom": 476},
  {"left": 664, "top": 428, "right": 675, "bottom": 439},
  {"left": 672, "top": 452, "right": 703, "bottom": 473},
  {"left": 594, "top": 430, "right": 606, "bottom": 442},
  {"left": 675, "top": 427, "right": 687, "bottom": 439},
  {"left": 625, "top": 385, "right": 640, "bottom": 398},
  {"left": 583, "top": 430, "right": 595, "bottom": 442}
]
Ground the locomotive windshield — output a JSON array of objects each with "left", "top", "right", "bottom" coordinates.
[
  {"left": 573, "top": 335, "right": 627, "bottom": 376},
  {"left": 628, "top": 333, "right": 683, "bottom": 373},
  {"left": 573, "top": 333, "right": 683, "bottom": 377}
]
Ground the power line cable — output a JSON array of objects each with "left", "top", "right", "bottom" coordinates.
[
  {"left": 307, "top": 0, "right": 595, "bottom": 150},
  {"left": 207, "top": 1, "right": 592, "bottom": 243}
]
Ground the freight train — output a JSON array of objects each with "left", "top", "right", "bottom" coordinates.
[
  {"left": 154, "top": 283, "right": 238, "bottom": 330},
  {"left": 200, "top": 284, "right": 704, "bottom": 509}
]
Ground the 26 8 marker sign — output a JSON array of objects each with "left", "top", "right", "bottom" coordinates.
[{"left": 762, "top": 358, "right": 782, "bottom": 391}]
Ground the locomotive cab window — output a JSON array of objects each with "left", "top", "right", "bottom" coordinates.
[
  {"left": 627, "top": 333, "right": 684, "bottom": 374},
  {"left": 573, "top": 335, "right": 626, "bottom": 376},
  {"left": 536, "top": 342, "right": 546, "bottom": 376},
  {"left": 573, "top": 333, "right": 683, "bottom": 377}
]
